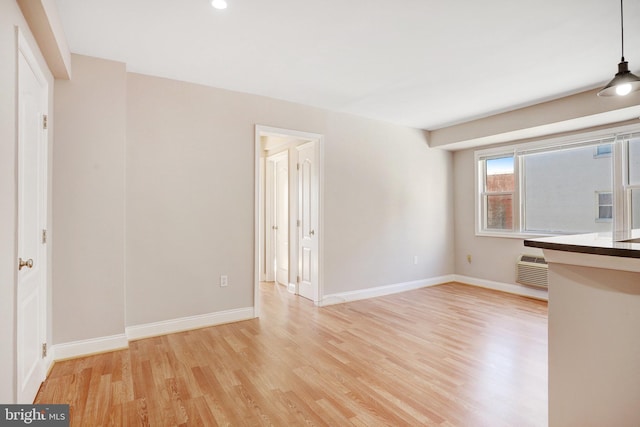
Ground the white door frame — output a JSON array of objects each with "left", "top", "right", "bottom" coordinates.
[
  {"left": 16, "top": 28, "right": 49, "bottom": 403},
  {"left": 254, "top": 125, "right": 324, "bottom": 316}
]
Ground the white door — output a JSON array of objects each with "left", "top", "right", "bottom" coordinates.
[
  {"left": 17, "top": 33, "right": 48, "bottom": 404},
  {"left": 274, "top": 155, "right": 289, "bottom": 286},
  {"left": 297, "top": 142, "right": 318, "bottom": 302}
]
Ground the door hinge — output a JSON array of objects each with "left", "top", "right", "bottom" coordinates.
[
  {"left": 296, "top": 276, "right": 300, "bottom": 283},
  {"left": 42, "top": 343, "right": 47, "bottom": 358},
  {"left": 297, "top": 163, "right": 300, "bottom": 171},
  {"left": 42, "top": 229, "right": 47, "bottom": 244},
  {"left": 42, "top": 114, "right": 48, "bottom": 130},
  {"left": 297, "top": 220, "right": 301, "bottom": 227}
]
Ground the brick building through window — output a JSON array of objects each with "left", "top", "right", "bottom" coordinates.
[{"left": 486, "top": 173, "right": 514, "bottom": 229}]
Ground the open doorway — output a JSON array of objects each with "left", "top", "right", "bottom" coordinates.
[{"left": 254, "top": 126, "right": 323, "bottom": 316}]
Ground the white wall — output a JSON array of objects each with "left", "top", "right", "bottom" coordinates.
[
  {"left": 0, "top": 1, "right": 54, "bottom": 403},
  {"left": 53, "top": 54, "right": 126, "bottom": 343}
]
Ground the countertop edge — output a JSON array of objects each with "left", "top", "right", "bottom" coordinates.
[{"left": 524, "top": 239, "right": 640, "bottom": 259}]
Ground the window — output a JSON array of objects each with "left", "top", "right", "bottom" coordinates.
[
  {"left": 596, "top": 192, "right": 613, "bottom": 221},
  {"left": 627, "top": 137, "right": 640, "bottom": 228},
  {"left": 522, "top": 144, "right": 612, "bottom": 233},
  {"left": 476, "top": 129, "right": 640, "bottom": 237},
  {"left": 483, "top": 156, "right": 514, "bottom": 230}
]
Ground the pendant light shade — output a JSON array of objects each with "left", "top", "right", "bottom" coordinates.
[
  {"left": 598, "top": 61, "right": 640, "bottom": 96},
  {"left": 598, "top": 0, "right": 640, "bottom": 97}
]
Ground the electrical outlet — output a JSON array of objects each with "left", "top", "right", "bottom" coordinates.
[
  {"left": 467, "top": 254, "right": 472, "bottom": 264},
  {"left": 220, "top": 275, "right": 228, "bottom": 287}
]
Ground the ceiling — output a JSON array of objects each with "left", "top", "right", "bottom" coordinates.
[{"left": 54, "top": 0, "right": 640, "bottom": 131}]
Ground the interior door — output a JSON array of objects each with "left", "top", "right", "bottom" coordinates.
[
  {"left": 17, "top": 33, "right": 48, "bottom": 404},
  {"left": 274, "top": 155, "right": 289, "bottom": 286},
  {"left": 297, "top": 142, "right": 318, "bottom": 302}
]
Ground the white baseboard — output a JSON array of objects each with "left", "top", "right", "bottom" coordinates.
[
  {"left": 52, "top": 334, "right": 128, "bottom": 361},
  {"left": 317, "top": 274, "right": 548, "bottom": 307},
  {"left": 318, "top": 275, "right": 455, "bottom": 306},
  {"left": 287, "top": 283, "right": 296, "bottom": 293},
  {"left": 48, "top": 277, "right": 544, "bottom": 362},
  {"left": 49, "top": 307, "right": 255, "bottom": 362},
  {"left": 125, "top": 307, "right": 255, "bottom": 341},
  {"left": 453, "top": 274, "right": 548, "bottom": 301}
]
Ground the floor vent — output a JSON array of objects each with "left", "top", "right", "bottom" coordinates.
[{"left": 516, "top": 255, "right": 548, "bottom": 288}]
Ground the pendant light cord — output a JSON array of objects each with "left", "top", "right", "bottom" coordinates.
[{"left": 621, "top": 0, "right": 625, "bottom": 61}]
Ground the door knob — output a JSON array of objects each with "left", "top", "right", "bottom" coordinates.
[
  {"left": 19, "top": 258, "right": 34, "bottom": 270},
  {"left": 309, "top": 229, "right": 315, "bottom": 236}
]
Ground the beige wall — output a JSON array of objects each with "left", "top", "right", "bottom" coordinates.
[
  {"left": 324, "top": 115, "right": 453, "bottom": 291},
  {"left": 430, "top": 89, "right": 640, "bottom": 150},
  {"left": 0, "top": 1, "right": 54, "bottom": 403},
  {"left": 125, "top": 73, "right": 260, "bottom": 324},
  {"left": 53, "top": 55, "right": 126, "bottom": 342},
  {"left": 548, "top": 262, "right": 640, "bottom": 426},
  {"left": 124, "top": 71, "right": 454, "bottom": 325}
]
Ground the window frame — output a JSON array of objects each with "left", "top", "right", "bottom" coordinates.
[
  {"left": 474, "top": 124, "right": 640, "bottom": 238},
  {"left": 480, "top": 154, "right": 517, "bottom": 232},
  {"left": 623, "top": 136, "right": 640, "bottom": 229}
]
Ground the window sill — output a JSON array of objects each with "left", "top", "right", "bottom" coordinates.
[{"left": 476, "top": 231, "right": 558, "bottom": 240}]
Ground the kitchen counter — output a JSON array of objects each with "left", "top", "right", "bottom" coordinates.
[
  {"left": 524, "top": 231, "right": 640, "bottom": 427},
  {"left": 524, "top": 229, "right": 640, "bottom": 259}
]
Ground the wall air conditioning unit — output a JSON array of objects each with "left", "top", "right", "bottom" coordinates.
[{"left": 516, "top": 254, "right": 548, "bottom": 288}]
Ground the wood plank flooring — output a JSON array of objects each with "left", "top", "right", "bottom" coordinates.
[{"left": 35, "top": 283, "right": 548, "bottom": 426}]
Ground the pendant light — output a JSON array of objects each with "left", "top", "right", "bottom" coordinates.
[{"left": 598, "top": 0, "right": 640, "bottom": 96}]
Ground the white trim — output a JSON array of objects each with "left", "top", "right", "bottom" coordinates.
[
  {"left": 317, "top": 274, "right": 548, "bottom": 306},
  {"left": 318, "top": 276, "right": 455, "bottom": 306},
  {"left": 474, "top": 231, "right": 556, "bottom": 239},
  {"left": 453, "top": 274, "right": 548, "bottom": 300},
  {"left": 287, "top": 282, "right": 296, "bottom": 293},
  {"left": 49, "top": 307, "right": 255, "bottom": 362},
  {"left": 125, "top": 307, "right": 254, "bottom": 341},
  {"left": 52, "top": 334, "right": 128, "bottom": 361},
  {"left": 254, "top": 126, "right": 262, "bottom": 317}
]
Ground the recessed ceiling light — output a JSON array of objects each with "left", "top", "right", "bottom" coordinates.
[{"left": 211, "top": 0, "right": 227, "bottom": 10}]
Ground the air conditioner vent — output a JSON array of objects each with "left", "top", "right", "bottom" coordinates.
[
  {"left": 516, "top": 254, "right": 548, "bottom": 288},
  {"left": 519, "top": 255, "right": 547, "bottom": 265}
]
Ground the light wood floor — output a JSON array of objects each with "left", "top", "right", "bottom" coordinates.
[{"left": 36, "top": 282, "right": 548, "bottom": 426}]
